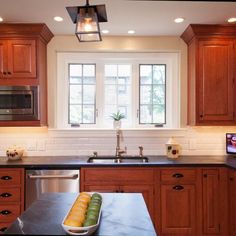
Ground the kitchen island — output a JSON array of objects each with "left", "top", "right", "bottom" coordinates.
[{"left": 4, "top": 192, "right": 157, "bottom": 236}]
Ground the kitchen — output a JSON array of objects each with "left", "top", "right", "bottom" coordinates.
[{"left": 0, "top": 0, "right": 236, "bottom": 235}]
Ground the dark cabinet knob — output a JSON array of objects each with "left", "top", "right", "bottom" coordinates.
[
  {"left": 115, "top": 190, "right": 119, "bottom": 193},
  {"left": 0, "top": 227, "right": 7, "bottom": 232},
  {"left": 0, "top": 210, "right": 11, "bottom": 215},
  {"left": 0, "top": 176, "right": 12, "bottom": 180},
  {"left": 3, "top": 72, "right": 7, "bottom": 75},
  {"left": 172, "top": 173, "right": 184, "bottom": 178},
  {"left": 200, "top": 114, "right": 203, "bottom": 118},
  {"left": 7, "top": 72, "right": 11, "bottom": 75},
  {"left": 203, "top": 174, "right": 207, "bottom": 178},
  {"left": 230, "top": 177, "right": 234, "bottom": 181},
  {"left": 173, "top": 185, "right": 184, "bottom": 191},
  {"left": 0, "top": 192, "right": 12, "bottom": 198}
]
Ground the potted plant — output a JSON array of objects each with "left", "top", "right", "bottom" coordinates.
[{"left": 110, "top": 111, "right": 125, "bottom": 129}]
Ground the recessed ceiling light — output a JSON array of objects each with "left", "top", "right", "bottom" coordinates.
[
  {"left": 54, "top": 16, "right": 63, "bottom": 22},
  {"left": 0, "top": 17, "right": 3, "bottom": 22},
  {"left": 174, "top": 17, "right": 185, "bottom": 23},
  {"left": 128, "top": 30, "right": 135, "bottom": 34},
  {"left": 102, "top": 29, "right": 109, "bottom": 34},
  {"left": 228, "top": 17, "right": 236, "bottom": 23}
]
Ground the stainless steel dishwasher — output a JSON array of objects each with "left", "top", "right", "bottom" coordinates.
[{"left": 25, "top": 169, "right": 80, "bottom": 209}]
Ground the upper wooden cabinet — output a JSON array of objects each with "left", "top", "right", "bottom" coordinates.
[
  {"left": 181, "top": 24, "right": 236, "bottom": 125},
  {"left": 0, "top": 23, "right": 53, "bottom": 126},
  {"left": 0, "top": 39, "right": 36, "bottom": 79}
]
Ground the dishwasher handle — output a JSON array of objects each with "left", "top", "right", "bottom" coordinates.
[{"left": 27, "top": 174, "right": 79, "bottom": 180}]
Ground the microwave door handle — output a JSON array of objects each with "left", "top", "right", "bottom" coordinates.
[{"left": 27, "top": 174, "right": 79, "bottom": 180}]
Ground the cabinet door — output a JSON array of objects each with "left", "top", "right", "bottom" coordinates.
[
  {"left": 202, "top": 168, "right": 228, "bottom": 235},
  {"left": 198, "top": 40, "right": 234, "bottom": 124},
  {"left": 160, "top": 184, "right": 196, "bottom": 235},
  {"left": 7, "top": 40, "right": 36, "bottom": 78},
  {"left": 121, "top": 184, "right": 154, "bottom": 222},
  {"left": 229, "top": 169, "right": 236, "bottom": 236},
  {"left": 0, "top": 40, "right": 8, "bottom": 78}
]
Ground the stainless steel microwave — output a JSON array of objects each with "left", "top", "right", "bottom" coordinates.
[{"left": 0, "top": 86, "right": 38, "bottom": 120}]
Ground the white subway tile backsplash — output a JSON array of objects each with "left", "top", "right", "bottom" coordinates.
[{"left": 0, "top": 127, "right": 230, "bottom": 158}]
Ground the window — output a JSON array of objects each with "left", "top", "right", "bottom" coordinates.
[
  {"left": 104, "top": 64, "right": 132, "bottom": 126},
  {"left": 57, "top": 52, "right": 180, "bottom": 129},
  {"left": 139, "top": 64, "right": 166, "bottom": 125},
  {"left": 68, "top": 64, "right": 96, "bottom": 125}
]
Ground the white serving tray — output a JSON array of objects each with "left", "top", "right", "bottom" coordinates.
[{"left": 61, "top": 193, "right": 102, "bottom": 236}]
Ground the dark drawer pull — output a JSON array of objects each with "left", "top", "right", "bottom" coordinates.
[
  {"left": 173, "top": 185, "right": 184, "bottom": 191},
  {"left": 230, "top": 177, "right": 234, "bottom": 181},
  {"left": 1, "top": 176, "right": 12, "bottom": 181},
  {"left": 0, "top": 227, "right": 7, "bottom": 232},
  {"left": 0, "top": 210, "right": 11, "bottom": 215},
  {"left": 0, "top": 192, "right": 12, "bottom": 198},
  {"left": 172, "top": 173, "right": 184, "bottom": 178}
]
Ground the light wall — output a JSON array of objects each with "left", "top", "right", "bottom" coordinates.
[{"left": 47, "top": 35, "right": 188, "bottom": 128}]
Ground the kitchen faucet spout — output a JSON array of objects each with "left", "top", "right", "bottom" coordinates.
[{"left": 115, "top": 130, "right": 127, "bottom": 158}]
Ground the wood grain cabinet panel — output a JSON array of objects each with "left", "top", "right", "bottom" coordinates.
[
  {"left": 0, "top": 168, "right": 24, "bottom": 232},
  {"left": 181, "top": 24, "right": 236, "bottom": 125},
  {"left": 228, "top": 169, "right": 236, "bottom": 236},
  {"left": 80, "top": 167, "right": 155, "bottom": 224},
  {"left": 202, "top": 168, "right": 228, "bottom": 236},
  {"left": 160, "top": 184, "right": 196, "bottom": 235},
  {"left": 7, "top": 40, "right": 36, "bottom": 78}
]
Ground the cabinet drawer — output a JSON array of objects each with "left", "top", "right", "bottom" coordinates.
[
  {"left": 82, "top": 168, "right": 154, "bottom": 183},
  {"left": 160, "top": 168, "right": 197, "bottom": 183},
  {"left": 0, "top": 187, "right": 21, "bottom": 202},
  {"left": 0, "top": 204, "right": 20, "bottom": 222},
  {"left": 0, "top": 169, "right": 22, "bottom": 186},
  {"left": 0, "top": 222, "right": 11, "bottom": 234}
]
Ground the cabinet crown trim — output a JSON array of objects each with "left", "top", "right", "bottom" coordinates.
[
  {"left": 0, "top": 23, "right": 54, "bottom": 43},
  {"left": 181, "top": 24, "right": 236, "bottom": 44}
]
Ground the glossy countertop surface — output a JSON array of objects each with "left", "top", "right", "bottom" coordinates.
[
  {"left": 5, "top": 192, "right": 156, "bottom": 236},
  {"left": 0, "top": 155, "right": 235, "bottom": 169}
]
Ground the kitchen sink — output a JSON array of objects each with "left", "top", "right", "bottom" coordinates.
[{"left": 87, "top": 156, "right": 149, "bottom": 164}]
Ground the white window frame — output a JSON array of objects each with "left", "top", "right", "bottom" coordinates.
[{"left": 56, "top": 52, "right": 180, "bottom": 129}]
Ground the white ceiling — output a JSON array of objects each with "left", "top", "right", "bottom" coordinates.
[{"left": 0, "top": 0, "right": 236, "bottom": 36}]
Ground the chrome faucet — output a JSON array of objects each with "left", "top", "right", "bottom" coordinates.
[{"left": 115, "top": 130, "right": 127, "bottom": 158}]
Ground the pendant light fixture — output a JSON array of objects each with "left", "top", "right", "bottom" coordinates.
[{"left": 66, "top": 0, "right": 108, "bottom": 42}]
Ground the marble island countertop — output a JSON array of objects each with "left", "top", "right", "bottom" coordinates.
[
  {"left": 0, "top": 155, "right": 235, "bottom": 169},
  {"left": 5, "top": 193, "right": 157, "bottom": 236}
]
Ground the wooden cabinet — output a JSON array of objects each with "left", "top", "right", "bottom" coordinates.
[
  {"left": 80, "top": 167, "right": 155, "bottom": 223},
  {"left": 0, "top": 168, "right": 24, "bottom": 233},
  {"left": 181, "top": 24, "right": 236, "bottom": 125},
  {"left": 0, "top": 39, "right": 36, "bottom": 79},
  {"left": 0, "top": 24, "right": 54, "bottom": 126},
  {"left": 228, "top": 168, "right": 236, "bottom": 236},
  {"left": 156, "top": 168, "right": 201, "bottom": 236},
  {"left": 201, "top": 168, "right": 228, "bottom": 236}
]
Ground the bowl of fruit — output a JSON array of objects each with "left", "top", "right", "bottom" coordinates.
[{"left": 62, "top": 192, "right": 102, "bottom": 235}]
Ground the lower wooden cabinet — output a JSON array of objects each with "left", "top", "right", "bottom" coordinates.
[
  {"left": 228, "top": 168, "right": 236, "bottom": 236},
  {"left": 156, "top": 168, "right": 201, "bottom": 236},
  {"left": 160, "top": 184, "right": 197, "bottom": 235},
  {"left": 80, "top": 167, "right": 155, "bottom": 224},
  {"left": 0, "top": 168, "right": 24, "bottom": 233},
  {"left": 202, "top": 168, "right": 228, "bottom": 236},
  {"left": 81, "top": 166, "right": 230, "bottom": 236}
]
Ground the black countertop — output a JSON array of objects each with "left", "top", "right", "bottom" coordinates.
[
  {"left": 5, "top": 192, "right": 156, "bottom": 236},
  {"left": 0, "top": 155, "right": 235, "bottom": 169}
]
